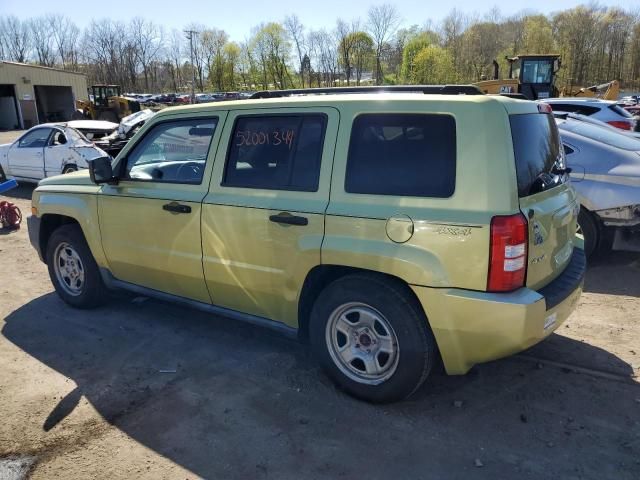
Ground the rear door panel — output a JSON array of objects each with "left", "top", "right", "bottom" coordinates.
[{"left": 520, "top": 183, "right": 578, "bottom": 290}]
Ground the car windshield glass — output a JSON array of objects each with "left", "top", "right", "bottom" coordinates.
[
  {"left": 560, "top": 121, "right": 640, "bottom": 151},
  {"left": 510, "top": 113, "right": 564, "bottom": 198}
]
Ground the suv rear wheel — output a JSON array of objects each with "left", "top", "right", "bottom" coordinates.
[
  {"left": 46, "top": 224, "right": 106, "bottom": 308},
  {"left": 309, "top": 274, "right": 437, "bottom": 403}
]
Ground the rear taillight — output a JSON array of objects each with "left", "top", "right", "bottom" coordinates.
[
  {"left": 488, "top": 214, "right": 528, "bottom": 292},
  {"left": 607, "top": 120, "right": 632, "bottom": 131},
  {"left": 537, "top": 103, "right": 553, "bottom": 114}
]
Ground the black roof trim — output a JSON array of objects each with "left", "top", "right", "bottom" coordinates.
[{"left": 250, "top": 85, "right": 483, "bottom": 99}]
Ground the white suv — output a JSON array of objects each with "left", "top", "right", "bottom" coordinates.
[{"left": 542, "top": 98, "right": 637, "bottom": 132}]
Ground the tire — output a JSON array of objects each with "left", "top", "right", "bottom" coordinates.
[
  {"left": 577, "top": 207, "right": 611, "bottom": 258},
  {"left": 71, "top": 109, "right": 87, "bottom": 120},
  {"left": 62, "top": 165, "right": 77, "bottom": 175},
  {"left": 97, "top": 110, "right": 119, "bottom": 123},
  {"left": 309, "top": 273, "right": 437, "bottom": 403},
  {"left": 46, "top": 224, "right": 106, "bottom": 309}
]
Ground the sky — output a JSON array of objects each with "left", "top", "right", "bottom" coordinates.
[{"left": 1, "top": 0, "right": 632, "bottom": 41}]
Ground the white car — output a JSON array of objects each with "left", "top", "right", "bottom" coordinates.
[
  {"left": 542, "top": 98, "right": 637, "bottom": 132},
  {"left": 0, "top": 124, "right": 108, "bottom": 183}
]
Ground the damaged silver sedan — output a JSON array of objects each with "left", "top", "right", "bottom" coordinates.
[
  {"left": 558, "top": 116, "right": 640, "bottom": 256},
  {"left": 0, "top": 124, "right": 108, "bottom": 183}
]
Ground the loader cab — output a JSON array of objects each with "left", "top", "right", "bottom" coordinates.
[
  {"left": 508, "top": 55, "right": 560, "bottom": 100},
  {"left": 91, "top": 85, "right": 121, "bottom": 108}
]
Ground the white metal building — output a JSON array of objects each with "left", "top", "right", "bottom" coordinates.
[{"left": 0, "top": 61, "right": 88, "bottom": 130}]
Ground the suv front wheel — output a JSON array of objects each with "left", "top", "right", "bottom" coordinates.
[
  {"left": 46, "top": 224, "right": 106, "bottom": 308},
  {"left": 310, "top": 274, "right": 437, "bottom": 403}
]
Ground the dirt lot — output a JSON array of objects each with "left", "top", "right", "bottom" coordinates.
[{"left": 1, "top": 167, "right": 639, "bottom": 478}]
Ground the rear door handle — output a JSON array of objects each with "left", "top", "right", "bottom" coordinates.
[
  {"left": 163, "top": 202, "right": 191, "bottom": 214},
  {"left": 269, "top": 212, "right": 308, "bottom": 226}
]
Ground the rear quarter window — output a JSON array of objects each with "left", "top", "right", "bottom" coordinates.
[
  {"left": 609, "top": 104, "right": 634, "bottom": 118},
  {"left": 510, "top": 113, "right": 564, "bottom": 197},
  {"left": 548, "top": 103, "right": 600, "bottom": 116},
  {"left": 345, "top": 114, "right": 456, "bottom": 197}
]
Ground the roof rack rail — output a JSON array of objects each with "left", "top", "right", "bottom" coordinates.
[
  {"left": 496, "top": 93, "right": 529, "bottom": 100},
  {"left": 250, "top": 85, "right": 483, "bottom": 99}
]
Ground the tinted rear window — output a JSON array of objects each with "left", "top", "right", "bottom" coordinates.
[
  {"left": 345, "top": 114, "right": 456, "bottom": 197},
  {"left": 510, "top": 113, "right": 564, "bottom": 198}
]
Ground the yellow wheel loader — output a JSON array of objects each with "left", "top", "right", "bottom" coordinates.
[
  {"left": 73, "top": 85, "right": 141, "bottom": 123},
  {"left": 474, "top": 54, "right": 562, "bottom": 100},
  {"left": 475, "top": 54, "right": 620, "bottom": 101}
]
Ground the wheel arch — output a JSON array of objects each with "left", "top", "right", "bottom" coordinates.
[
  {"left": 39, "top": 214, "right": 80, "bottom": 261},
  {"left": 297, "top": 265, "right": 432, "bottom": 345},
  {"left": 34, "top": 191, "right": 107, "bottom": 268}
]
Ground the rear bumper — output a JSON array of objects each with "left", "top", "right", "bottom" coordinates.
[{"left": 411, "top": 248, "right": 586, "bottom": 374}]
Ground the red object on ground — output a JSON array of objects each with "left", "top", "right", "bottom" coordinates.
[{"left": 0, "top": 201, "right": 22, "bottom": 230}]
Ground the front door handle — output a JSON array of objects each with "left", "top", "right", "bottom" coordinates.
[
  {"left": 163, "top": 202, "right": 192, "bottom": 214},
  {"left": 269, "top": 212, "right": 308, "bottom": 226}
]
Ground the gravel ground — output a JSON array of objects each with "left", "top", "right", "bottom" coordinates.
[{"left": 0, "top": 149, "right": 639, "bottom": 479}]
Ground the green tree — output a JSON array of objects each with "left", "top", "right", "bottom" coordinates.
[
  {"left": 522, "top": 15, "right": 555, "bottom": 54},
  {"left": 409, "top": 45, "right": 456, "bottom": 84},
  {"left": 400, "top": 32, "right": 437, "bottom": 81}
]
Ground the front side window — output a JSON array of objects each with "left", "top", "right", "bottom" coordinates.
[
  {"left": 345, "top": 114, "right": 456, "bottom": 197},
  {"left": 124, "top": 118, "right": 217, "bottom": 184},
  {"left": 223, "top": 115, "right": 326, "bottom": 191},
  {"left": 18, "top": 128, "right": 51, "bottom": 148}
]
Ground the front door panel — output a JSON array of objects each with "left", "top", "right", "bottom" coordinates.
[{"left": 98, "top": 112, "right": 227, "bottom": 303}]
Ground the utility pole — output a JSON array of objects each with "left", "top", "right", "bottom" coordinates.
[{"left": 184, "top": 30, "right": 199, "bottom": 104}]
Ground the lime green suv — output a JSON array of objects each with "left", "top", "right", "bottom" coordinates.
[{"left": 28, "top": 86, "right": 585, "bottom": 402}]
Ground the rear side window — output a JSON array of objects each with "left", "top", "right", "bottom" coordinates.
[
  {"left": 609, "top": 104, "right": 633, "bottom": 118},
  {"left": 510, "top": 113, "right": 564, "bottom": 197},
  {"left": 548, "top": 103, "right": 600, "bottom": 116},
  {"left": 223, "top": 115, "right": 326, "bottom": 192},
  {"left": 345, "top": 114, "right": 456, "bottom": 197}
]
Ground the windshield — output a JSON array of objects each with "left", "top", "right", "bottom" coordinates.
[
  {"left": 511, "top": 113, "right": 565, "bottom": 197},
  {"left": 559, "top": 121, "right": 640, "bottom": 151},
  {"left": 521, "top": 60, "right": 553, "bottom": 84}
]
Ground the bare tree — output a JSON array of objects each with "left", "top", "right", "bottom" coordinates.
[
  {"left": 130, "top": 18, "right": 164, "bottom": 91},
  {"left": 167, "top": 29, "right": 185, "bottom": 91},
  {"left": 367, "top": 4, "right": 401, "bottom": 84},
  {"left": 48, "top": 15, "right": 80, "bottom": 69},
  {"left": 1, "top": 16, "right": 31, "bottom": 63},
  {"left": 284, "top": 15, "right": 306, "bottom": 87},
  {"left": 201, "top": 28, "right": 229, "bottom": 90},
  {"left": 30, "top": 17, "right": 55, "bottom": 67},
  {"left": 336, "top": 19, "right": 360, "bottom": 85}
]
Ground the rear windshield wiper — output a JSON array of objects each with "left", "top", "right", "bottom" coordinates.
[
  {"left": 552, "top": 165, "right": 572, "bottom": 175},
  {"left": 529, "top": 171, "right": 561, "bottom": 195}
]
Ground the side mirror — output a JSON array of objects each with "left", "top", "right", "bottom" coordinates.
[
  {"left": 57, "top": 133, "right": 67, "bottom": 145},
  {"left": 89, "top": 156, "right": 118, "bottom": 185}
]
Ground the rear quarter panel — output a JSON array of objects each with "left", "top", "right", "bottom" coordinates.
[{"left": 324, "top": 97, "right": 523, "bottom": 290}]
